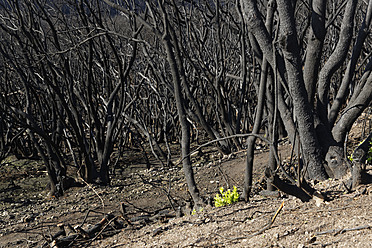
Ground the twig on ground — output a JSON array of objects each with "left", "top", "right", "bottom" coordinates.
[
  {"left": 213, "top": 200, "right": 285, "bottom": 244},
  {"left": 110, "top": 243, "right": 127, "bottom": 248},
  {"left": 78, "top": 177, "right": 106, "bottom": 215},
  {"left": 81, "top": 210, "right": 92, "bottom": 227},
  {"left": 289, "top": 205, "right": 356, "bottom": 215},
  {"left": 136, "top": 172, "right": 178, "bottom": 212},
  {"left": 311, "top": 236, "right": 344, "bottom": 247},
  {"left": 121, "top": 199, "right": 152, "bottom": 214},
  {"left": 271, "top": 200, "right": 284, "bottom": 223},
  {"left": 83, "top": 216, "right": 119, "bottom": 247},
  {"left": 315, "top": 225, "right": 371, "bottom": 236}
]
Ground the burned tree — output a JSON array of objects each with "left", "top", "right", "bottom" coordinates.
[
  {"left": 240, "top": 0, "right": 372, "bottom": 199},
  {"left": 0, "top": 0, "right": 140, "bottom": 193}
]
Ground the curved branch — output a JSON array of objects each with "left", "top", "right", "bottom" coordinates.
[
  {"left": 316, "top": 0, "right": 357, "bottom": 128},
  {"left": 328, "top": 0, "right": 372, "bottom": 126},
  {"left": 332, "top": 74, "right": 372, "bottom": 144}
]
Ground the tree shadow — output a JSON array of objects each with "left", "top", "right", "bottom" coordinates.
[{"left": 361, "top": 170, "right": 372, "bottom": 184}]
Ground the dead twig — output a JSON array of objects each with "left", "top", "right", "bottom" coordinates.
[
  {"left": 213, "top": 200, "right": 285, "bottom": 244},
  {"left": 82, "top": 216, "right": 120, "bottom": 247},
  {"left": 78, "top": 177, "right": 106, "bottom": 215},
  {"left": 311, "top": 236, "right": 344, "bottom": 247},
  {"left": 288, "top": 205, "right": 355, "bottom": 215},
  {"left": 46, "top": 215, "right": 118, "bottom": 248},
  {"left": 315, "top": 225, "right": 371, "bottom": 236}
]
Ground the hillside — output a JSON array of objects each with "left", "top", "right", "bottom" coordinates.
[{"left": 1, "top": 139, "right": 371, "bottom": 247}]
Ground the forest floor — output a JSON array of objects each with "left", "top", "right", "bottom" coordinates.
[{"left": 0, "top": 115, "right": 371, "bottom": 248}]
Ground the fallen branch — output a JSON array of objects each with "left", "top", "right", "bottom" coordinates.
[
  {"left": 45, "top": 214, "right": 120, "bottom": 248},
  {"left": 315, "top": 225, "right": 371, "bottom": 236},
  {"left": 78, "top": 177, "right": 106, "bottom": 214}
]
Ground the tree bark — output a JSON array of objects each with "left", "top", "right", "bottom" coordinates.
[
  {"left": 276, "top": 0, "right": 328, "bottom": 180},
  {"left": 317, "top": 0, "right": 357, "bottom": 129},
  {"left": 303, "top": 0, "right": 326, "bottom": 105},
  {"left": 243, "top": 0, "right": 276, "bottom": 201},
  {"left": 165, "top": 36, "right": 203, "bottom": 206},
  {"left": 243, "top": 58, "right": 268, "bottom": 201},
  {"left": 332, "top": 76, "right": 372, "bottom": 144},
  {"left": 351, "top": 133, "right": 372, "bottom": 188},
  {"left": 161, "top": 16, "right": 203, "bottom": 207}
]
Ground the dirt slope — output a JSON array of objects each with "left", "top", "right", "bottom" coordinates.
[
  {"left": 0, "top": 142, "right": 371, "bottom": 248},
  {"left": 93, "top": 188, "right": 371, "bottom": 248}
]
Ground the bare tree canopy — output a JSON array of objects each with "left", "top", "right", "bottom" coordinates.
[{"left": 0, "top": 0, "right": 371, "bottom": 204}]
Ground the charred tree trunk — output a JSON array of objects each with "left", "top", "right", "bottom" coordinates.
[
  {"left": 161, "top": 12, "right": 204, "bottom": 206},
  {"left": 243, "top": 0, "right": 275, "bottom": 201},
  {"left": 351, "top": 133, "right": 372, "bottom": 189},
  {"left": 303, "top": 0, "right": 326, "bottom": 105},
  {"left": 243, "top": 59, "right": 267, "bottom": 201},
  {"left": 240, "top": 0, "right": 327, "bottom": 180},
  {"left": 276, "top": 0, "right": 328, "bottom": 180}
]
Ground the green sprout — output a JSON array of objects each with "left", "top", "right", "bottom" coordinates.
[
  {"left": 348, "top": 155, "right": 353, "bottom": 162},
  {"left": 214, "top": 186, "right": 240, "bottom": 207},
  {"left": 191, "top": 207, "right": 203, "bottom": 215}
]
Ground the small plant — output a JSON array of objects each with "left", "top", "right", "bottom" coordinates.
[
  {"left": 214, "top": 186, "right": 240, "bottom": 207},
  {"left": 348, "top": 155, "right": 353, "bottom": 162},
  {"left": 191, "top": 207, "right": 203, "bottom": 215}
]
